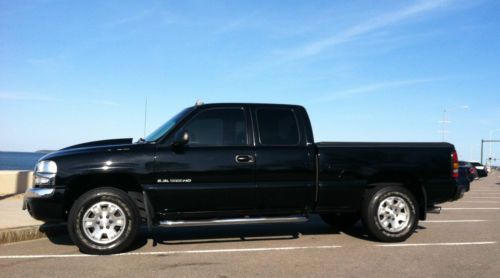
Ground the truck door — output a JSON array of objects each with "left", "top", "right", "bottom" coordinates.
[
  {"left": 253, "top": 106, "right": 316, "bottom": 212},
  {"left": 151, "top": 106, "right": 257, "bottom": 215}
]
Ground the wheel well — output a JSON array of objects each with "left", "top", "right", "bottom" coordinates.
[
  {"left": 64, "top": 174, "right": 143, "bottom": 217},
  {"left": 366, "top": 179, "right": 426, "bottom": 220}
]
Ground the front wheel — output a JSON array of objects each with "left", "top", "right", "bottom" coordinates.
[
  {"left": 68, "top": 187, "right": 140, "bottom": 254},
  {"left": 362, "top": 186, "right": 418, "bottom": 242}
]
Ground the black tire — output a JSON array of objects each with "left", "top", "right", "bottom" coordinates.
[
  {"left": 320, "top": 213, "right": 360, "bottom": 230},
  {"left": 68, "top": 187, "right": 140, "bottom": 254},
  {"left": 128, "top": 191, "right": 147, "bottom": 223},
  {"left": 361, "top": 186, "right": 418, "bottom": 242}
]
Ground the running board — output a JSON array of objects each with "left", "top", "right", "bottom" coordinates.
[
  {"left": 427, "top": 206, "right": 442, "bottom": 214},
  {"left": 159, "top": 216, "right": 308, "bottom": 228}
]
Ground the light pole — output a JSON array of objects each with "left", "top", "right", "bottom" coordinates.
[
  {"left": 480, "top": 139, "right": 500, "bottom": 164},
  {"left": 488, "top": 129, "right": 500, "bottom": 166},
  {"left": 439, "top": 105, "right": 469, "bottom": 141}
]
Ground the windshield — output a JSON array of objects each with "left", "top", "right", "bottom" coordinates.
[{"left": 144, "top": 107, "right": 193, "bottom": 142}]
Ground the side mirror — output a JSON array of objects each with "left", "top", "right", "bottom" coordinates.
[{"left": 173, "top": 130, "right": 189, "bottom": 147}]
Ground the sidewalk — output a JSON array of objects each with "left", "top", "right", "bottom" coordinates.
[
  {"left": 0, "top": 194, "right": 66, "bottom": 244},
  {"left": 0, "top": 194, "right": 42, "bottom": 229}
]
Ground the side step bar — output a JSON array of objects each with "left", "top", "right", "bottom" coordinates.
[
  {"left": 427, "top": 206, "right": 442, "bottom": 214},
  {"left": 159, "top": 216, "right": 308, "bottom": 228}
]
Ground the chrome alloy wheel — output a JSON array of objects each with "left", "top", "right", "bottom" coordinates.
[
  {"left": 82, "top": 201, "right": 127, "bottom": 244},
  {"left": 377, "top": 196, "right": 410, "bottom": 233}
]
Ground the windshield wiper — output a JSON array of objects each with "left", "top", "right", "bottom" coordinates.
[{"left": 136, "top": 138, "right": 146, "bottom": 144}]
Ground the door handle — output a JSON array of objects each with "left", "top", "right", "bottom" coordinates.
[{"left": 235, "top": 155, "right": 255, "bottom": 163}]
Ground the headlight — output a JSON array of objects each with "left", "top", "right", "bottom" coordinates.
[
  {"left": 34, "top": 160, "right": 57, "bottom": 187},
  {"left": 35, "top": 160, "right": 57, "bottom": 173}
]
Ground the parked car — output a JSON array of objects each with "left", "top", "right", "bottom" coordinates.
[
  {"left": 459, "top": 161, "right": 479, "bottom": 181},
  {"left": 471, "top": 162, "right": 488, "bottom": 177},
  {"left": 458, "top": 167, "right": 471, "bottom": 192},
  {"left": 24, "top": 102, "right": 464, "bottom": 254}
]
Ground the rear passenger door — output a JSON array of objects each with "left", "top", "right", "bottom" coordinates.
[{"left": 253, "top": 106, "right": 316, "bottom": 212}]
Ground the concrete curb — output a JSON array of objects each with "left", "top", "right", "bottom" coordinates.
[
  {"left": 0, "top": 170, "right": 33, "bottom": 195},
  {"left": 0, "top": 223, "right": 67, "bottom": 245}
]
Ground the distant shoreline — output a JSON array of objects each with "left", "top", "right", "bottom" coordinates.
[{"left": 0, "top": 151, "right": 47, "bottom": 171}]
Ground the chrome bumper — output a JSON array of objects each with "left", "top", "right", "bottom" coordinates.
[{"left": 23, "top": 188, "right": 55, "bottom": 210}]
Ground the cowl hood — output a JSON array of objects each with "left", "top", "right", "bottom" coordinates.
[
  {"left": 38, "top": 138, "right": 137, "bottom": 162},
  {"left": 61, "top": 138, "right": 133, "bottom": 150}
]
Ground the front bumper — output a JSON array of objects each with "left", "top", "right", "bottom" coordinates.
[
  {"left": 24, "top": 188, "right": 55, "bottom": 200},
  {"left": 23, "top": 187, "right": 66, "bottom": 222}
]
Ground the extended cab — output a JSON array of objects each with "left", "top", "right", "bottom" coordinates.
[{"left": 24, "top": 103, "right": 464, "bottom": 254}]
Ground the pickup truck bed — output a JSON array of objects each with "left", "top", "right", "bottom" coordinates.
[{"left": 316, "top": 142, "right": 456, "bottom": 214}]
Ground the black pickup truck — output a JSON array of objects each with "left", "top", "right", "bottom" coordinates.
[{"left": 24, "top": 102, "right": 464, "bottom": 254}]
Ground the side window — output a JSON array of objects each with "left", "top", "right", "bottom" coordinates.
[
  {"left": 184, "top": 108, "right": 247, "bottom": 146},
  {"left": 256, "top": 108, "right": 300, "bottom": 145}
]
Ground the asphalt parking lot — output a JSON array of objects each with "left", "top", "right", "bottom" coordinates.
[{"left": 1, "top": 173, "right": 499, "bottom": 277}]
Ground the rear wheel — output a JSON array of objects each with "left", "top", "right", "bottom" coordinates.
[
  {"left": 68, "top": 187, "right": 140, "bottom": 254},
  {"left": 320, "top": 213, "right": 360, "bottom": 230},
  {"left": 362, "top": 186, "right": 418, "bottom": 242}
]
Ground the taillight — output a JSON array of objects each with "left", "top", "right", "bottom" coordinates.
[{"left": 452, "top": 150, "right": 459, "bottom": 179}]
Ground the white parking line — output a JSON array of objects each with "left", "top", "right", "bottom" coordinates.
[
  {"left": 470, "top": 197, "right": 500, "bottom": 199},
  {"left": 0, "top": 245, "right": 343, "bottom": 259},
  {"left": 458, "top": 201, "right": 499, "bottom": 203},
  {"left": 467, "top": 195, "right": 500, "bottom": 196},
  {"left": 421, "top": 220, "right": 487, "bottom": 223},
  {"left": 376, "top": 241, "right": 497, "bottom": 247},
  {"left": 442, "top": 208, "right": 500, "bottom": 210}
]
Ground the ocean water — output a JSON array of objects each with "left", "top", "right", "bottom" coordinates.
[{"left": 0, "top": 152, "right": 48, "bottom": 170}]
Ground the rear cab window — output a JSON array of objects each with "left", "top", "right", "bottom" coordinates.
[{"left": 255, "top": 107, "right": 300, "bottom": 146}]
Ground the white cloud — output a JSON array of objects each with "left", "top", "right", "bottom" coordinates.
[
  {"left": 0, "top": 92, "right": 61, "bottom": 102},
  {"left": 213, "top": 14, "right": 256, "bottom": 35},
  {"left": 0, "top": 92, "right": 120, "bottom": 106},
  {"left": 315, "top": 78, "right": 441, "bottom": 102},
  {"left": 105, "top": 9, "right": 154, "bottom": 29},
  {"left": 281, "top": 0, "right": 453, "bottom": 60}
]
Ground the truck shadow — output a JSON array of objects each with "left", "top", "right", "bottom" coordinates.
[
  {"left": 149, "top": 217, "right": 338, "bottom": 246},
  {"left": 46, "top": 216, "right": 426, "bottom": 252},
  {"left": 342, "top": 224, "right": 426, "bottom": 241},
  {"left": 46, "top": 216, "right": 346, "bottom": 251},
  {"left": 131, "top": 216, "right": 365, "bottom": 251}
]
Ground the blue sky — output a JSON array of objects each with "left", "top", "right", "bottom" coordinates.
[{"left": 0, "top": 0, "right": 499, "bottom": 163}]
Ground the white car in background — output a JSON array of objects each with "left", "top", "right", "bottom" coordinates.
[{"left": 471, "top": 162, "right": 488, "bottom": 177}]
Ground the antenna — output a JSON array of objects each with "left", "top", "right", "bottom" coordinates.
[
  {"left": 438, "top": 109, "right": 450, "bottom": 141},
  {"left": 438, "top": 106, "right": 468, "bottom": 141},
  {"left": 143, "top": 97, "right": 148, "bottom": 137}
]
